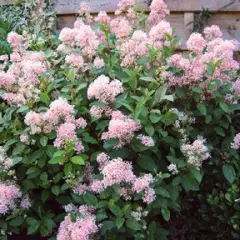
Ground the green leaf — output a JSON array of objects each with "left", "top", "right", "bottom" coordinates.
[
  {"left": 215, "top": 127, "right": 225, "bottom": 137},
  {"left": 155, "top": 187, "right": 170, "bottom": 198},
  {"left": 71, "top": 156, "right": 85, "bottom": 165},
  {"left": 51, "top": 185, "right": 60, "bottom": 196},
  {"left": 197, "top": 104, "right": 207, "bottom": 115},
  {"left": 40, "top": 92, "right": 50, "bottom": 104},
  {"left": 161, "top": 208, "right": 170, "bottom": 221},
  {"left": 155, "top": 86, "right": 174, "bottom": 103},
  {"left": 9, "top": 217, "right": 24, "bottom": 227},
  {"left": 220, "top": 102, "right": 230, "bottom": 113},
  {"left": 64, "top": 163, "right": 72, "bottom": 176},
  {"left": 83, "top": 192, "right": 98, "bottom": 206},
  {"left": 108, "top": 201, "right": 122, "bottom": 216},
  {"left": 137, "top": 155, "right": 157, "bottom": 172},
  {"left": 103, "top": 138, "right": 119, "bottom": 149},
  {"left": 222, "top": 164, "right": 236, "bottom": 184},
  {"left": 116, "top": 217, "right": 124, "bottom": 229},
  {"left": 140, "top": 76, "right": 156, "bottom": 83},
  {"left": 40, "top": 136, "right": 48, "bottom": 147},
  {"left": 181, "top": 175, "right": 199, "bottom": 191},
  {"left": 49, "top": 156, "right": 65, "bottom": 164},
  {"left": 149, "top": 110, "right": 161, "bottom": 123},
  {"left": 126, "top": 219, "right": 141, "bottom": 231},
  {"left": 145, "top": 123, "right": 155, "bottom": 136}
]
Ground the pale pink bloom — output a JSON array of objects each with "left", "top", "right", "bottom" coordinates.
[
  {"left": 181, "top": 138, "right": 210, "bottom": 168},
  {"left": 20, "top": 134, "right": 29, "bottom": 144},
  {"left": 186, "top": 33, "right": 206, "bottom": 54},
  {"left": 143, "top": 188, "right": 156, "bottom": 204},
  {"left": 148, "top": 0, "right": 169, "bottom": 26},
  {"left": 90, "top": 180, "right": 105, "bottom": 193},
  {"left": 110, "top": 17, "right": 132, "bottom": 38},
  {"left": 75, "top": 118, "right": 87, "bottom": 128},
  {"left": 233, "top": 79, "right": 240, "bottom": 96},
  {"left": 167, "top": 163, "right": 179, "bottom": 175},
  {"left": 0, "top": 181, "right": 22, "bottom": 215},
  {"left": 149, "top": 21, "right": 172, "bottom": 41},
  {"left": 95, "top": 11, "right": 110, "bottom": 24},
  {"left": 73, "top": 184, "right": 89, "bottom": 195},
  {"left": 10, "top": 52, "right": 21, "bottom": 62},
  {"left": 96, "top": 152, "right": 110, "bottom": 170},
  {"left": 231, "top": 133, "right": 240, "bottom": 149},
  {"left": 137, "top": 135, "right": 155, "bottom": 147},
  {"left": 101, "top": 158, "right": 136, "bottom": 187},
  {"left": 54, "top": 122, "right": 77, "bottom": 149},
  {"left": 0, "top": 55, "right": 8, "bottom": 61},
  {"left": 204, "top": 25, "right": 222, "bottom": 41},
  {"left": 0, "top": 146, "right": 13, "bottom": 171},
  {"left": 59, "top": 28, "right": 77, "bottom": 45},
  {"left": 7, "top": 32, "right": 23, "bottom": 51},
  {"left": 74, "top": 23, "right": 99, "bottom": 56},
  {"left": 87, "top": 75, "right": 123, "bottom": 104},
  {"left": 132, "top": 174, "right": 154, "bottom": 193},
  {"left": 101, "top": 111, "right": 141, "bottom": 148},
  {"left": 93, "top": 57, "right": 104, "bottom": 69},
  {"left": 0, "top": 72, "right": 15, "bottom": 88},
  {"left": 20, "top": 195, "right": 31, "bottom": 209},
  {"left": 57, "top": 210, "right": 98, "bottom": 240},
  {"left": 74, "top": 141, "right": 85, "bottom": 153},
  {"left": 47, "top": 98, "right": 74, "bottom": 124},
  {"left": 89, "top": 105, "right": 104, "bottom": 118},
  {"left": 2, "top": 93, "right": 26, "bottom": 106},
  {"left": 116, "top": 0, "right": 135, "bottom": 15},
  {"left": 66, "top": 54, "right": 84, "bottom": 68}
]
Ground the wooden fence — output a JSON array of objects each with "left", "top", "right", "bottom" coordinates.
[{"left": 1, "top": 0, "right": 240, "bottom": 48}]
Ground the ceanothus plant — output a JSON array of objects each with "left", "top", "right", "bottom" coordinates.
[{"left": 0, "top": 0, "right": 239, "bottom": 239}]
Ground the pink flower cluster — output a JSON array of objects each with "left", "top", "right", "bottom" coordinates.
[
  {"left": 87, "top": 75, "right": 123, "bottom": 104},
  {"left": 181, "top": 138, "right": 210, "bottom": 168},
  {"left": 148, "top": 0, "right": 170, "bottom": 27},
  {"left": 74, "top": 153, "right": 156, "bottom": 204},
  {"left": 0, "top": 146, "right": 13, "bottom": 172},
  {"left": 231, "top": 133, "right": 240, "bottom": 149},
  {"left": 57, "top": 205, "right": 98, "bottom": 240},
  {"left": 66, "top": 54, "right": 84, "bottom": 68},
  {"left": 203, "top": 25, "right": 222, "bottom": 41},
  {"left": 166, "top": 27, "right": 239, "bottom": 87},
  {"left": 24, "top": 98, "right": 86, "bottom": 151},
  {"left": 118, "top": 30, "right": 150, "bottom": 67},
  {"left": 137, "top": 135, "right": 155, "bottom": 147},
  {"left": 101, "top": 111, "right": 141, "bottom": 148},
  {"left": 59, "top": 20, "right": 99, "bottom": 57},
  {"left": 0, "top": 181, "right": 30, "bottom": 215},
  {"left": 110, "top": 17, "right": 133, "bottom": 39},
  {"left": 95, "top": 11, "right": 110, "bottom": 25},
  {"left": 233, "top": 79, "right": 240, "bottom": 96},
  {"left": 0, "top": 33, "right": 49, "bottom": 106}
]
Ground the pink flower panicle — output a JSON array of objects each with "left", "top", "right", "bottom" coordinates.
[
  {"left": 186, "top": 33, "right": 206, "bottom": 54},
  {"left": 167, "top": 163, "right": 179, "bottom": 175},
  {"left": 0, "top": 181, "right": 28, "bottom": 215},
  {"left": 0, "top": 146, "right": 13, "bottom": 171},
  {"left": 95, "top": 11, "right": 110, "bottom": 25},
  {"left": 181, "top": 137, "right": 210, "bottom": 168},
  {"left": 110, "top": 17, "right": 133, "bottom": 38},
  {"left": 66, "top": 54, "right": 84, "bottom": 68},
  {"left": 231, "top": 133, "right": 240, "bottom": 149},
  {"left": 74, "top": 153, "right": 156, "bottom": 204},
  {"left": 233, "top": 79, "right": 240, "bottom": 96},
  {"left": 137, "top": 135, "right": 155, "bottom": 147},
  {"left": 101, "top": 111, "right": 141, "bottom": 148},
  {"left": 204, "top": 25, "right": 222, "bottom": 41},
  {"left": 87, "top": 75, "right": 123, "bottom": 104},
  {"left": 57, "top": 205, "right": 98, "bottom": 240},
  {"left": 148, "top": 0, "right": 170, "bottom": 27}
]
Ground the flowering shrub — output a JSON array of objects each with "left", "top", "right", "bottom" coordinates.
[{"left": 0, "top": 0, "right": 239, "bottom": 239}]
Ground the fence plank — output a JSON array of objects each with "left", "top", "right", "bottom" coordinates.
[
  {"left": 54, "top": 0, "right": 240, "bottom": 14},
  {"left": 0, "top": 0, "right": 13, "bottom": 5}
]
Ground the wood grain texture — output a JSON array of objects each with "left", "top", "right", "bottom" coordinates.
[
  {"left": 0, "top": 0, "right": 13, "bottom": 5},
  {"left": 54, "top": 0, "right": 240, "bottom": 14}
]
